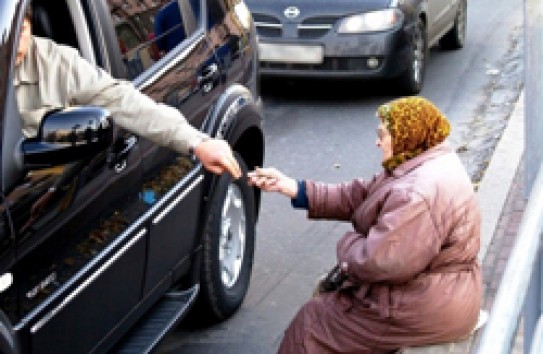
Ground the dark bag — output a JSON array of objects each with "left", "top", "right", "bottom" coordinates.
[{"left": 313, "top": 264, "right": 348, "bottom": 297}]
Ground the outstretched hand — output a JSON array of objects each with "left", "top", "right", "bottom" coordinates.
[
  {"left": 247, "top": 167, "right": 298, "bottom": 198},
  {"left": 193, "top": 139, "right": 242, "bottom": 179}
]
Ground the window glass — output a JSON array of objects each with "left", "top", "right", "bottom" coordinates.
[{"left": 107, "top": 0, "right": 202, "bottom": 79}]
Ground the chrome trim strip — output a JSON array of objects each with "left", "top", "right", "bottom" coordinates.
[
  {"left": 30, "top": 229, "right": 147, "bottom": 334},
  {"left": 152, "top": 175, "right": 204, "bottom": 224},
  {"left": 298, "top": 24, "right": 333, "bottom": 30},
  {"left": 254, "top": 22, "right": 283, "bottom": 29}
]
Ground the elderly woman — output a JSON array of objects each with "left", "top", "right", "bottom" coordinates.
[{"left": 248, "top": 97, "right": 482, "bottom": 353}]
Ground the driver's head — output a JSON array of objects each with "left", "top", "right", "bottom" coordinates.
[{"left": 16, "top": 5, "right": 33, "bottom": 66}]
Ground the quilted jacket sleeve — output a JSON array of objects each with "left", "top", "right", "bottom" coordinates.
[
  {"left": 336, "top": 187, "right": 442, "bottom": 284},
  {"left": 305, "top": 178, "right": 372, "bottom": 221}
]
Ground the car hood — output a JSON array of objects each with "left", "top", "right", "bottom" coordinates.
[{"left": 245, "top": 0, "right": 392, "bottom": 21}]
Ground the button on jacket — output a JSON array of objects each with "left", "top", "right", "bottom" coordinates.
[{"left": 14, "top": 36, "right": 207, "bottom": 153}]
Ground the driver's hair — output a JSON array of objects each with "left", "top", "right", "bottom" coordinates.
[{"left": 24, "top": 4, "right": 33, "bottom": 22}]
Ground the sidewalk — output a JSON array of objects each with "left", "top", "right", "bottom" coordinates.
[
  {"left": 476, "top": 91, "right": 526, "bottom": 352},
  {"left": 480, "top": 159, "right": 526, "bottom": 353},
  {"left": 405, "top": 93, "right": 526, "bottom": 354}
]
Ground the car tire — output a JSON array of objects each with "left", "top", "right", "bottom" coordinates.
[
  {"left": 194, "top": 153, "right": 255, "bottom": 324},
  {"left": 399, "top": 18, "right": 427, "bottom": 94},
  {"left": 439, "top": 0, "right": 467, "bottom": 50}
]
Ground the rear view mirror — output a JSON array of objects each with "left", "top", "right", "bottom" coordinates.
[{"left": 22, "top": 106, "right": 113, "bottom": 169}]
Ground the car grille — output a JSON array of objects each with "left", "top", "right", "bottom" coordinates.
[
  {"left": 253, "top": 14, "right": 339, "bottom": 39},
  {"left": 261, "top": 57, "right": 381, "bottom": 72},
  {"left": 298, "top": 16, "right": 338, "bottom": 39},
  {"left": 253, "top": 14, "right": 282, "bottom": 37}
]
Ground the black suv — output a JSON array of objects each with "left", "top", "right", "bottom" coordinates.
[{"left": 0, "top": 0, "right": 264, "bottom": 353}]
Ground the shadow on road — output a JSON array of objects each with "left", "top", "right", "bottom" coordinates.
[{"left": 260, "top": 77, "right": 401, "bottom": 103}]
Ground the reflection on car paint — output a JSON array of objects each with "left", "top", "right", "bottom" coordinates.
[
  {"left": 142, "top": 155, "right": 194, "bottom": 197},
  {"left": 13, "top": 155, "right": 194, "bottom": 319}
]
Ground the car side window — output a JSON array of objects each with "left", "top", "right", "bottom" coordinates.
[{"left": 108, "top": 0, "right": 202, "bottom": 79}]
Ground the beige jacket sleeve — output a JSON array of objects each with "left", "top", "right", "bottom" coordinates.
[{"left": 33, "top": 37, "right": 207, "bottom": 153}]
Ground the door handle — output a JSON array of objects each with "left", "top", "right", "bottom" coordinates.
[
  {"left": 117, "top": 135, "right": 137, "bottom": 157},
  {"left": 198, "top": 63, "right": 220, "bottom": 93},
  {"left": 108, "top": 135, "right": 137, "bottom": 172},
  {"left": 197, "top": 63, "right": 219, "bottom": 84}
]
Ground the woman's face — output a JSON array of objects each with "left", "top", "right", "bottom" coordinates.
[{"left": 376, "top": 120, "right": 393, "bottom": 162}]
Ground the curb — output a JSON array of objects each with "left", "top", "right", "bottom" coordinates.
[{"left": 477, "top": 91, "right": 524, "bottom": 261}]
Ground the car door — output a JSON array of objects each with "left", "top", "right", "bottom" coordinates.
[
  {"left": 102, "top": 0, "right": 219, "bottom": 296},
  {"left": 0, "top": 1, "right": 149, "bottom": 352},
  {"left": 426, "top": 0, "right": 457, "bottom": 43}
]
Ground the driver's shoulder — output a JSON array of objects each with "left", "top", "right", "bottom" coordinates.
[{"left": 32, "top": 35, "right": 80, "bottom": 63}]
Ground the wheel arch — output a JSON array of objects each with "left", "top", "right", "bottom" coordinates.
[
  {"left": 201, "top": 83, "right": 265, "bottom": 220},
  {"left": 230, "top": 109, "right": 264, "bottom": 221}
]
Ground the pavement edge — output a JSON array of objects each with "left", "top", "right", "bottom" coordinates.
[{"left": 477, "top": 92, "right": 525, "bottom": 261}]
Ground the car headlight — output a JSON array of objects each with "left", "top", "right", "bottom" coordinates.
[
  {"left": 337, "top": 9, "right": 403, "bottom": 33},
  {"left": 234, "top": 1, "right": 252, "bottom": 30}
]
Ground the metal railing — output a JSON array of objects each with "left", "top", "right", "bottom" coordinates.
[
  {"left": 476, "top": 0, "right": 543, "bottom": 352},
  {"left": 476, "top": 162, "right": 543, "bottom": 354}
]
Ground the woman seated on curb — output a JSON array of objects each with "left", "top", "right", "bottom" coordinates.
[{"left": 248, "top": 97, "right": 482, "bottom": 354}]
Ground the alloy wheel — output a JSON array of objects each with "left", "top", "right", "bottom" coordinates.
[{"left": 219, "top": 184, "right": 246, "bottom": 288}]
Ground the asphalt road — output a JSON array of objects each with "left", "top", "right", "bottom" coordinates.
[{"left": 157, "top": 1, "right": 524, "bottom": 353}]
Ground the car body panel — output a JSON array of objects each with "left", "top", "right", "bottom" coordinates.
[{"left": 426, "top": 0, "right": 458, "bottom": 45}]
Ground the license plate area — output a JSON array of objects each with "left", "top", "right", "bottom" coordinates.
[{"left": 259, "top": 43, "right": 324, "bottom": 64}]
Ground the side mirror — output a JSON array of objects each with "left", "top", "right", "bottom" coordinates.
[{"left": 22, "top": 106, "right": 113, "bottom": 169}]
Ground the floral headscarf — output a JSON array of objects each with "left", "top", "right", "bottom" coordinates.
[{"left": 377, "top": 96, "right": 451, "bottom": 172}]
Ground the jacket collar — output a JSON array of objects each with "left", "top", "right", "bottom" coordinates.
[
  {"left": 14, "top": 36, "right": 39, "bottom": 86},
  {"left": 390, "top": 141, "right": 453, "bottom": 177}
]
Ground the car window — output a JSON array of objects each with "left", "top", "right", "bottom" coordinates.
[{"left": 107, "top": 0, "right": 203, "bottom": 79}]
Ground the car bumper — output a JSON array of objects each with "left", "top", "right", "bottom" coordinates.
[{"left": 257, "top": 25, "right": 413, "bottom": 79}]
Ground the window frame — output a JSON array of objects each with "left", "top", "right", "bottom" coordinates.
[{"left": 101, "top": 0, "right": 207, "bottom": 86}]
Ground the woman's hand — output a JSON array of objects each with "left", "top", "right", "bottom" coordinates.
[{"left": 247, "top": 167, "right": 298, "bottom": 198}]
